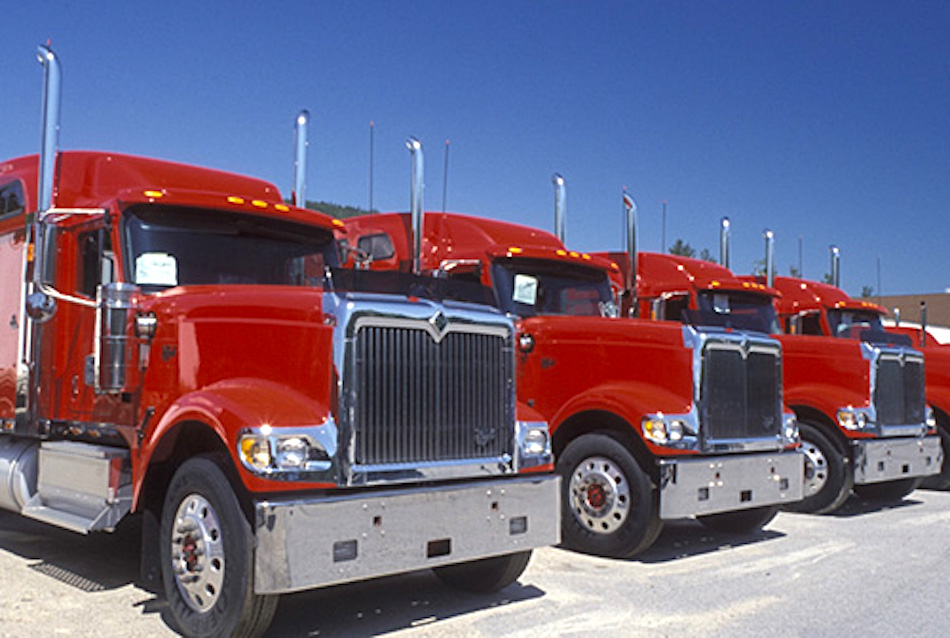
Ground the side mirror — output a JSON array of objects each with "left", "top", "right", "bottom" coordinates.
[{"left": 25, "top": 291, "right": 57, "bottom": 323}]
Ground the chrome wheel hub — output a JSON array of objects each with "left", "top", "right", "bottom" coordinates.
[
  {"left": 569, "top": 455, "right": 631, "bottom": 534},
  {"left": 801, "top": 439, "right": 829, "bottom": 497},
  {"left": 171, "top": 494, "right": 225, "bottom": 613}
]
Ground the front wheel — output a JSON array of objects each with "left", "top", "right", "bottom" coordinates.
[
  {"left": 557, "top": 433, "right": 662, "bottom": 558},
  {"left": 160, "top": 456, "right": 278, "bottom": 638},
  {"left": 782, "top": 422, "right": 853, "bottom": 515},
  {"left": 697, "top": 506, "right": 779, "bottom": 534},
  {"left": 854, "top": 477, "right": 922, "bottom": 502},
  {"left": 432, "top": 551, "right": 531, "bottom": 593}
]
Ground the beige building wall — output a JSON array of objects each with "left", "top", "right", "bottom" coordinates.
[{"left": 876, "top": 293, "right": 950, "bottom": 328}]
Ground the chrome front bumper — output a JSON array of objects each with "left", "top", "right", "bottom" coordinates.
[
  {"left": 852, "top": 435, "right": 942, "bottom": 484},
  {"left": 657, "top": 450, "right": 804, "bottom": 519},
  {"left": 253, "top": 474, "right": 560, "bottom": 595}
]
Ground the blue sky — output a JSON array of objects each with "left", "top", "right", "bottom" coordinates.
[{"left": 5, "top": 2, "right": 950, "bottom": 297}]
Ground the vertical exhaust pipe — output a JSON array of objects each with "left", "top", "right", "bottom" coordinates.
[
  {"left": 37, "top": 44, "right": 61, "bottom": 214},
  {"left": 553, "top": 173, "right": 566, "bottom": 243},
  {"left": 920, "top": 301, "right": 928, "bottom": 348},
  {"left": 292, "top": 109, "right": 309, "bottom": 208},
  {"left": 763, "top": 229, "right": 774, "bottom": 288},
  {"left": 830, "top": 245, "right": 840, "bottom": 288},
  {"left": 407, "top": 137, "right": 424, "bottom": 274},
  {"left": 624, "top": 189, "right": 638, "bottom": 316},
  {"left": 720, "top": 217, "right": 731, "bottom": 269}
]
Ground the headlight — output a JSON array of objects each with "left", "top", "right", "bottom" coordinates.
[
  {"left": 836, "top": 407, "right": 873, "bottom": 431},
  {"left": 515, "top": 421, "right": 553, "bottom": 470},
  {"left": 926, "top": 406, "right": 937, "bottom": 433},
  {"left": 275, "top": 437, "right": 309, "bottom": 469},
  {"left": 642, "top": 413, "right": 698, "bottom": 449},
  {"left": 238, "top": 420, "right": 337, "bottom": 477},
  {"left": 239, "top": 435, "right": 272, "bottom": 471}
]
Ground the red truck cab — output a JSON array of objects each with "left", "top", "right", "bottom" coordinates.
[
  {"left": 0, "top": 47, "right": 559, "bottom": 638},
  {"left": 345, "top": 208, "right": 803, "bottom": 559},
  {"left": 620, "top": 249, "right": 941, "bottom": 513}
]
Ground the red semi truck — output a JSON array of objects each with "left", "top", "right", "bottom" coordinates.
[
  {"left": 885, "top": 321, "right": 950, "bottom": 489},
  {"left": 600, "top": 218, "right": 941, "bottom": 513},
  {"left": 343, "top": 170, "right": 803, "bottom": 559},
  {"left": 0, "top": 47, "right": 559, "bottom": 638}
]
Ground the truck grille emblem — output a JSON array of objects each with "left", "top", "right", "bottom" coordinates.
[{"left": 428, "top": 311, "right": 449, "bottom": 341}]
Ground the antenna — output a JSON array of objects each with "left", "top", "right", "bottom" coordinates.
[
  {"left": 442, "top": 139, "right": 450, "bottom": 213},
  {"left": 368, "top": 121, "right": 375, "bottom": 214}
]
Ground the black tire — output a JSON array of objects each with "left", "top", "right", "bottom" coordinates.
[
  {"left": 160, "top": 456, "right": 278, "bottom": 638},
  {"left": 557, "top": 433, "right": 662, "bottom": 558},
  {"left": 697, "top": 506, "right": 779, "bottom": 534},
  {"left": 432, "top": 550, "right": 532, "bottom": 593},
  {"left": 854, "top": 477, "right": 923, "bottom": 502},
  {"left": 783, "top": 422, "right": 853, "bottom": 515},
  {"left": 921, "top": 425, "right": 950, "bottom": 490}
]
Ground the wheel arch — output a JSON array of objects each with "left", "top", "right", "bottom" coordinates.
[{"left": 553, "top": 409, "right": 655, "bottom": 479}]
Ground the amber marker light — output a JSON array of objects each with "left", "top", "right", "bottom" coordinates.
[
  {"left": 508, "top": 246, "right": 524, "bottom": 254},
  {"left": 332, "top": 219, "right": 345, "bottom": 228},
  {"left": 144, "top": 190, "right": 164, "bottom": 198},
  {"left": 227, "top": 196, "right": 245, "bottom": 205},
  {"left": 274, "top": 204, "right": 290, "bottom": 212},
  {"left": 251, "top": 200, "right": 268, "bottom": 208}
]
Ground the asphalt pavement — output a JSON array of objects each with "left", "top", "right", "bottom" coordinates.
[{"left": 1, "top": 489, "right": 948, "bottom": 637}]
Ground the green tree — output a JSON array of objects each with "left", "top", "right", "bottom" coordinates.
[
  {"left": 789, "top": 266, "right": 801, "bottom": 278},
  {"left": 304, "top": 200, "right": 373, "bottom": 219},
  {"left": 822, "top": 273, "right": 834, "bottom": 285},
  {"left": 860, "top": 285, "right": 874, "bottom": 299},
  {"left": 699, "top": 248, "right": 717, "bottom": 263},
  {"left": 669, "top": 239, "right": 696, "bottom": 258},
  {"left": 752, "top": 258, "right": 777, "bottom": 279}
]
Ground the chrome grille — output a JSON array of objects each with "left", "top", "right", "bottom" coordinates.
[
  {"left": 875, "top": 356, "right": 925, "bottom": 426},
  {"left": 353, "top": 326, "right": 512, "bottom": 465},
  {"left": 700, "top": 346, "right": 781, "bottom": 442}
]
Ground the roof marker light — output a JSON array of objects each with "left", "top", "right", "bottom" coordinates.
[
  {"left": 274, "top": 204, "right": 290, "bottom": 212},
  {"left": 228, "top": 196, "right": 245, "bottom": 205},
  {"left": 332, "top": 219, "right": 345, "bottom": 228},
  {"left": 509, "top": 246, "right": 523, "bottom": 254},
  {"left": 251, "top": 200, "right": 267, "bottom": 208},
  {"left": 582, "top": 253, "right": 591, "bottom": 260},
  {"left": 569, "top": 251, "right": 579, "bottom": 258},
  {"left": 555, "top": 249, "right": 567, "bottom": 256},
  {"left": 144, "top": 190, "right": 163, "bottom": 198}
]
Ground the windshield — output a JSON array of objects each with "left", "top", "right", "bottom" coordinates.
[
  {"left": 490, "top": 258, "right": 616, "bottom": 318},
  {"left": 686, "top": 291, "right": 780, "bottom": 334},
  {"left": 828, "top": 309, "right": 889, "bottom": 340},
  {"left": 328, "top": 267, "right": 496, "bottom": 306},
  {"left": 123, "top": 205, "right": 339, "bottom": 292}
]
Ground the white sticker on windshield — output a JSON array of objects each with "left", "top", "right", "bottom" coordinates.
[
  {"left": 513, "top": 274, "right": 538, "bottom": 306},
  {"left": 136, "top": 253, "right": 178, "bottom": 286}
]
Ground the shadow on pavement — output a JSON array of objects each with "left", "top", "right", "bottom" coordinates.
[
  {"left": 555, "top": 516, "right": 786, "bottom": 565},
  {"left": 265, "top": 569, "right": 544, "bottom": 638}
]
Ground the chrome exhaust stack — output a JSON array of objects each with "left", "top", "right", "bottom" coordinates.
[
  {"left": 720, "top": 217, "right": 731, "bottom": 269},
  {"left": 920, "top": 301, "right": 928, "bottom": 348},
  {"left": 37, "top": 45, "right": 61, "bottom": 214},
  {"left": 553, "top": 174, "right": 566, "bottom": 243},
  {"left": 830, "top": 245, "right": 840, "bottom": 288},
  {"left": 624, "top": 190, "right": 638, "bottom": 315},
  {"left": 407, "top": 138, "right": 424, "bottom": 274},
  {"left": 764, "top": 229, "right": 774, "bottom": 288},
  {"left": 292, "top": 109, "right": 309, "bottom": 208}
]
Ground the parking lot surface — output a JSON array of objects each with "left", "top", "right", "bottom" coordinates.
[{"left": 1, "top": 489, "right": 948, "bottom": 637}]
